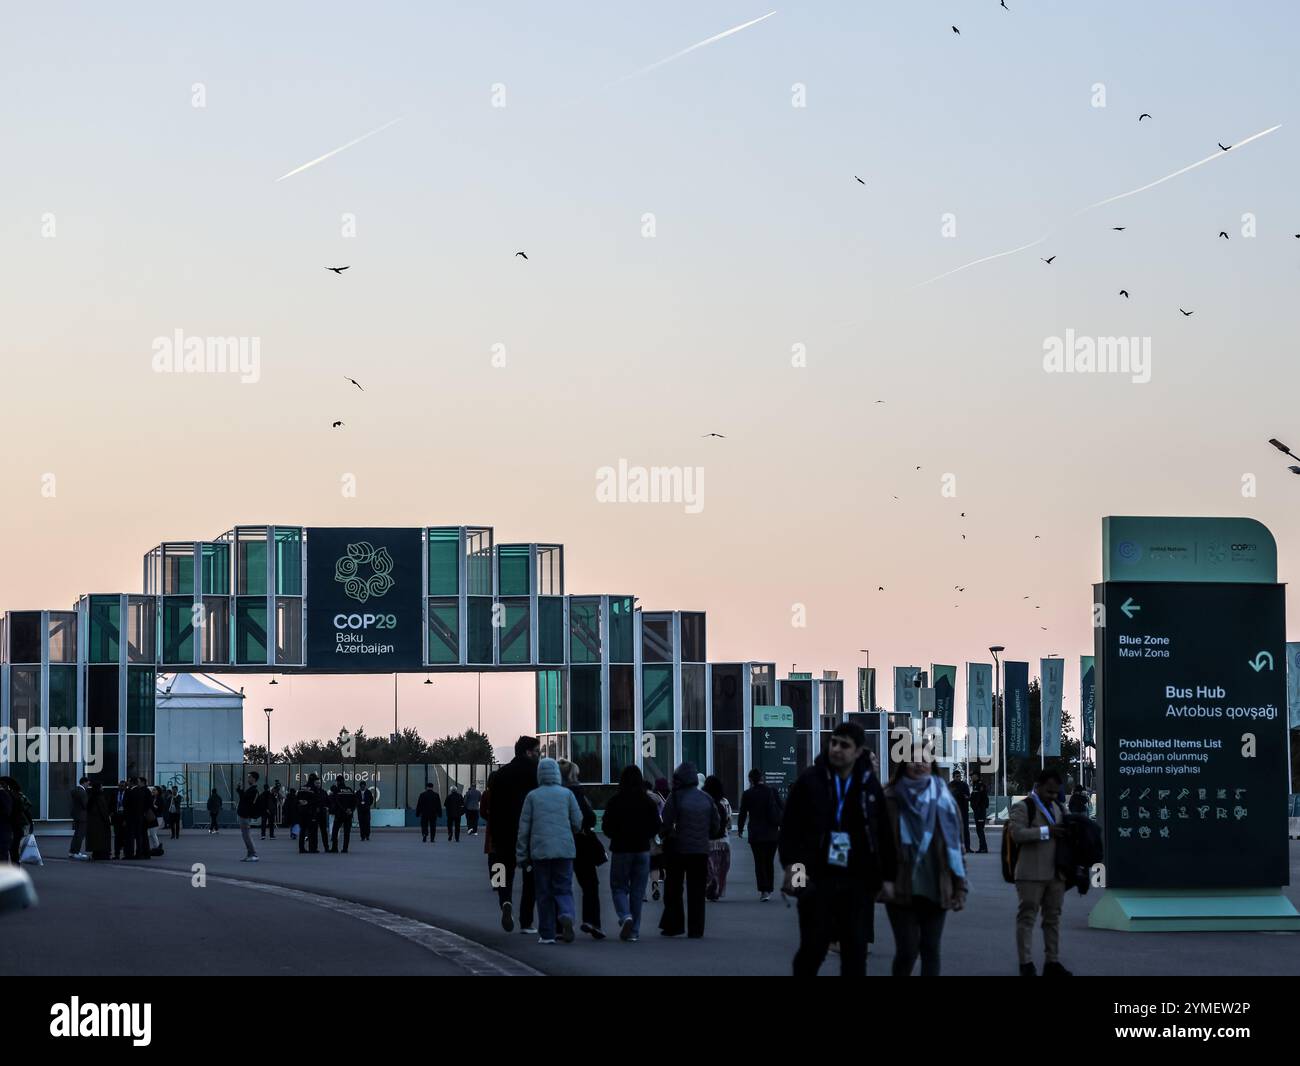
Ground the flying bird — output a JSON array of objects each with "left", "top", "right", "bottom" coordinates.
[
  {"left": 1138, "top": 113, "right": 1152, "bottom": 121},
  {"left": 702, "top": 432, "right": 726, "bottom": 438},
  {"left": 877, "top": 586, "right": 885, "bottom": 592},
  {"left": 874, "top": 399, "right": 886, "bottom": 404},
  {"left": 331, "top": 421, "right": 344, "bottom": 428},
  {"left": 1112, "top": 227, "right": 1126, "bottom": 231},
  {"left": 1001, "top": 0, "right": 1009, "bottom": 9},
  {"left": 1041, "top": 256, "right": 1056, "bottom": 265},
  {"left": 960, "top": 512, "right": 966, "bottom": 517},
  {"left": 952, "top": 26, "right": 960, "bottom": 35},
  {"left": 855, "top": 176, "right": 866, "bottom": 185},
  {"left": 345, "top": 377, "right": 363, "bottom": 391},
  {"left": 1119, "top": 289, "right": 1130, "bottom": 298},
  {"left": 326, "top": 266, "right": 350, "bottom": 274},
  {"left": 1218, "top": 142, "right": 1232, "bottom": 151},
  {"left": 1218, "top": 231, "right": 1229, "bottom": 239},
  {"left": 515, "top": 251, "right": 528, "bottom": 260},
  {"left": 915, "top": 465, "right": 922, "bottom": 470},
  {"left": 1034, "top": 535, "right": 1041, "bottom": 539},
  {"left": 1180, "top": 308, "right": 1194, "bottom": 316},
  {"left": 961, "top": 534, "right": 966, "bottom": 540}
]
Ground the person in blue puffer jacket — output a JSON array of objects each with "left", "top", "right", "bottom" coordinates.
[{"left": 516, "top": 758, "right": 585, "bottom": 944}]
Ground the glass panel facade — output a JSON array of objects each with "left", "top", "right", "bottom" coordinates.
[
  {"left": 713, "top": 733, "right": 743, "bottom": 806},
  {"left": 91, "top": 735, "right": 119, "bottom": 786},
  {"left": 89, "top": 597, "right": 121, "bottom": 663},
  {"left": 202, "top": 542, "right": 230, "bottom": 595},
  {"left": 49, "top": 758, "right": 77, "bottom": 819},
  {"left": 48, "top": 612, "right": 77, "bottom": 663},
  {"left": 498, "top": 545, "right": 530, "bottom": 597},
  {"left": 467, "top": 597, "right": 493, "bottom": 664},
  {"left": 643, "top": 733, "right": 674, "bottom": 785},
  {"left": 683, "top": 732, "right": 706, "bottom": 774},
  {"left": 49, "top": 665, "right": 77, "bottom": 729},
  {"left": 162, "top": 597, "right": 195, "bottom": 664},
  {"left": 536, "top": 546, "right": 562, "bottom": 596},
  {"left": 428, "top": 599, "right": 459, "bottom": 664},
  {"left": 126, "top": 735, "right": 154, "bottom": 783},
  {"left": 570, "top": 665, "right": 602, "bottom": 732},
  {"left": 642, "top": 616, "right": 672, "bottom": 663},
  {"left": 538, "top": 598, "right": 564, "bottom": 663},
  {"left": 682, "top": 664, "right": 706, "bottom": 730},
  {"left": 466, "top": 529, "right": 493, "bottom": 596},
  {"left": 237, "top": 530, "right": 268, "bottom": 596},
  {"left": 162, "top": 544, "right": 194, "bottom": 595},
  {"left": 642, "top": 664, "right": 673, "bottom": 732},
  {"left": 609, "top": 665, "right": 634, "bottom": 731},
  {"left": 203, "top": 598, "right": 230, "bottom": 664},
  {"left": 10, "top": 667, "right": 40, "bottom": 731},
  {"left": 570, "top": 733, "right": 602, "bottom": 784},
  {"left": 427, "top": 528, "right": 459, "bottom": 595},
  {"left": 127, "top": 667, "right": 155, "bottom": 733},
  {"left": 8, "top": 612, "right": 41, "bottom": 663},
  {"left": 569, "top": 599, "right": 601, "bottom": 664},
  {"left": 498, "top": 599, "right": 530, "bottom": 664},
  {"left": 536, "top": 670, "right": 563, "bottom": 734},
  {"left": 784, "top": 680, "right": 813, "bottom": 730},
  {"left": 610, "top": 733, "right": 636, "bottom": 784},
  {"left": 274, "top": 528, "right": 302, "bottom": 595},
  {"left": 275, "top": 597, "right": 302, "bottom": 664},
  {"left": 751, "top": 663, "right": 774, "bottom": 708},
  {"left": 711, "top": 664, "right": 744, "bottom": 730},
  {"left": 235, "top": 598, "right": 268, "bottom": 665},
  {"left": 608, "top": 597, "right": 634, "bottom": 662},
  {"left": 127, "top": 598, "right": 155, "bottom": 663},
  {"left": 87, "top": 665, "right": 119, "bottom": 733},
  {"left": 681, "top": 612, "right": 706, "bottom": 663}
]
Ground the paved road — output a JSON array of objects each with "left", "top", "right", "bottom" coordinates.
[{"left": 3, "top": 829, "right": 1297, "bottom": 975}]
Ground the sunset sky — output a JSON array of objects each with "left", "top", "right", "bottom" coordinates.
[{"left": 3, "top": 2, "right": 1298, "bottom": 749}]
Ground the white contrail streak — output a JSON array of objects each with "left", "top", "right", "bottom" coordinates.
[
  {"left": 1080, "top": 123, "right": 1281, "bottom": 211},
  {"left": 914, "top": 232, "right": 1053, "bottom": 288},
  {"left": 603, "top": 10, "right": 777, "bottom": 90},
  {"left": 915, "top": 123, "right": 1282, "bottom": 286},
  {"left": 274, "top": 117, "right": 402, "bottom": 182}
]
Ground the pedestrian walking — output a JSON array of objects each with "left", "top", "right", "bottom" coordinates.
[
  {"left": 0, "top": 779, "right": 16, "bottom": 864},
  {"left": 970, "top": 779, "right": 990, "bottom": 853},
  {"left": 487, "top": 736, "right": 541, "bottom": 934},
  {"left": 261, "top": 782, "right": 280, "bottom": 839},
  {"left": 69, "top": 777, "right": 90, "bottom": 860},
  {"left": 169, "top": 788, "right": 183, "bottom": 839},
  {"left": 356, "top": 780, "right": 374, "bottom": 841},
  {"left": 464, "top": 783, "right": 481, "bottom": 835},
  {"left": 601, "top": 765, "right": 660, "bottom": 941},
  {"left": 127, "top": 778, "right": 152, "bottom": 860},
  {"left": 883, "top": 760, "right": 968, "bottom": 976},
  {"left": 415, "top": 782, "right": 442, "bottom": 843},
  {"left": 235, "top": 772, "right": 261, "bottom": 862},
  {"left": 949, "top": 770, "right": 972, "bottom": 854},
  {"left": 1067, "top": 784, "right": 1090, "bottom": 815},
  {"left": 445, "top": 786, "right": 464, "bottom": 842},
  {"left": 516, "top": 757, "right": 584, "bottom": 944},
  {"left": 206, "top": 788, "right": 222, "bottom": 834},
  {"left": 560, "top": 759, "right": 605, "bottom": 939},
  {"left": 295, "top": 778, "right": 322, "bottom": 854},
  {"left": 112, "top": 780, "right": 130, "bottom": 858},
  {"left": 1008, "top": 767, "right": 1071, "bottom": 976},
  {"left": 658, "top": 762, "right": 720, "bottom": 939},
  {"left": 702, "top": 776, "right": 732, "bottom": 901},
  {"left": 86, "top": 782, "right": 113, "bottom": 861},
  {"left": 737, "top": 768, "right": 783, "bottom": 901},
  {"left": 779, "top": 722, "right": 897, "bottom": 977},
  {"left": 648, "top": 778, "right": 669, "bottom": 901}
]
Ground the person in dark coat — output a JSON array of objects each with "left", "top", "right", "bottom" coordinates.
[
  {"left": 169, "top": 788, "right": 183, "bottom": 839},
  {"left": 949, "top": 770, "right": 972, "bottom": 854},
  {"left": 69, "top": 777, "right": 90, "bottom": 859},
  {"left": 738, "top": 768, "right": 784, "bottom": 900},
  {"left": 601, "top": 764, "right": 661, "bottom": 941},
  {"left": 112, "top": 780, "right": 131, "bottom": 858},
  {"left": 329, "top": 776, "right": 356, "bottom": 853},
  {"left": 206, "top": 788, "right": 222, "bottom": 834},
  {"left": 970, "top": 779, "right": 990, "bottom": 853},
  {"left": 658, "top": 762, "right": 721, "bottom": 939},
  {"left": 296, "top": 781, "right": 322, "bottom": 854},
  {"left": 486, "top": 736, "right": 541, "bottom": 933},
  {"left": 445, "top": 786, "right": 465, "bottom": 842},
  {"left": 415, "top": 783, "right": 442, "bottom": 843},
  {"left": 560, "top": 759, "right": 604, "bottom": 939},
  {"left": 86, "top": 783, "right": 113, "bottom": 860},
  {"left": 356, "top": 781, "right": 374, "bottom": 841},
  {"left": 127, "top": 777, "right": 153, "bottom": 860},
  {"left": 1067, "top": 784, "right": 1090, "bottom": 815},
  {"left": 778, "top": 721, "right": 898, "bottom": 977},
  {"left": 0, "top": 783, "right": 13, "bottom": 863}
]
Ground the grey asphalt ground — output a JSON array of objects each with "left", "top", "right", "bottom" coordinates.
[{"left": 3, "top": 828, "right": 1297, "bottom": 976}]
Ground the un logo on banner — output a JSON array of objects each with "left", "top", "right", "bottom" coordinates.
[
  {"left": 1117, "top": 540, "right": 1141, "bottom": 563},
  {"left": 335, "top": 541, "right": 395, "bottom": 603}
]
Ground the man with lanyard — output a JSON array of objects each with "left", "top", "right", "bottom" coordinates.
[
  {"left": 1008, "top": 767, "right": 1071, "bottom": 976},
  {"left": 356, "top": 779, "right": 374, "bottom": 842},
  {"left": 779, "top": 721, "right": 897, "bottom": 976}
]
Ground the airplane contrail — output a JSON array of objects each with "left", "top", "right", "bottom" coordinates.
[
  {"left": 274, "top": 117, "right": 402, "bottom": 182},
  {"left": 1080, "top": 123, "right": 1281, "bottom": 211},
  {"left": 915, "top": 124, "right": 1282, "bottom": 286},
  {"left": 603, "top": 10, "right": 777, "bottom": 91}
]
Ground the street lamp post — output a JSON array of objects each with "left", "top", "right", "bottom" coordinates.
[
  {"left": 990, "top": 646, "right": 1005, "bottom": 823},
  {"left": 263, "top": 707, "right": 273, "bottom": 786}
]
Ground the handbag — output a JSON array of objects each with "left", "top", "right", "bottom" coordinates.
[
  {"left": 19, "top": 833, "right": 44, "bottom": 866},
  {"left": 577, "top": 830, "right": 608, "bottom": 867}
]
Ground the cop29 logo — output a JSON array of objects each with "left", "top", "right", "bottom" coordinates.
[{"left": 334, "top": 542, "right": 395, "bottom": 603}]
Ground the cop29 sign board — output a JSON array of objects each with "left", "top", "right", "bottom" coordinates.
[
  {"left": 1095, "top": 580, "right": 1289, "bottom": 889},
  {"left": 305, "top": 528, "right": 424, "bottom": 672}
]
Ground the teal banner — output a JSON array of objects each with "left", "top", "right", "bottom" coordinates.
[
  {"left": 857, "top": 666, "right": 877, "bottom": 713},
  {"left": 966, "top": 662, "right": 992, "bottom": 731},
  {"left": 1004, "top": 661, "right": 1030, "bottom": 758},
  {"left": 1040, "top": 658, "right": 1063, "bottom": 757},
  {"left": 1080, "top": 655, "right": 1096, "bottom": 747},
  {"left": 1288, "top": 643, "right": 1300, "bottom": 730},
  {"left": 931, "top": 664, "right": 956, "bottom": 731},
  {"left": 894, "top": 666, "right": 921, "bottom": 720}
]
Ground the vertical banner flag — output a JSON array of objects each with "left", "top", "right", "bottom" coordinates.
[
  {"left": 1287, "top": 643, "right": 1300, "bottom": 730},
  {"left": 1080, "top": 655, "right": 1096, "bottom": 748},
  {"left": 966, "top": 662, "right": 993, "bottom": 762},
  {"left": 857, "top": 666, "right": 877, "bottom": 713},
  {"left": 894, "top": 666, "right": 921, "bottom": 720},
  {"left": 1004, "top": 661, "right": 1030, "bottom": 758},
  {"left": 931, "top": 664, "right": 956, "bottom": 731},
  {"left": 1040, "top": 658, "right": 1064, "bottom": 757}
]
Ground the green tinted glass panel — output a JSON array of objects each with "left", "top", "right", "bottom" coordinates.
[
  {"left": 238, "top": 539, "right": 267, "bottom": 595},
  {"left": 498, "top": 546, "right": 531, "bottom": 597},
  {"left": 162, "top": 597, "right": 194, "bottom": 664},
  {"left": 127, "top": 667, "right": 155, "bottom": 733},
  {"left": 89, "top": 596, "right": 120, "bottom": 663},
  {"left": 275, "top": 529, "right": 302, "bottom": 595},
  {"left": 428, "top": 599, "right": 459, "bottom": 664},
  {"left": 467, "top": 597, "right": 493, "bottom": 664},
  {"left": 499, "top": 599, "right": 530, "bottom": 664},
  {"left": 609, "top": 597, "right": 634, "bottom": 663},
  {"left": 571, "top": 666, "right": 601, "bottom": 732},
  {"left": 235, "top": 599, "right": 268, "bottom": 664},
  {"left": 428, "top": 529, "right": 459, "bottom": 595},
  {"left": 682, "top": 732, "right": 707, "bottom": 773},
  {"left": 536, "top": 670, "right": 562, "bottom": 733},
  {"left": 538, "top": 598, "right": 564, "bottom": 663},
  {"left": 202, "top": 543, "right": 230, "bottom": 594},
  {"left": 571, "top": 733, "right": 602, "bottom": 785},
  {"left": 610, "top": 733, "right": 635, "bottom": 784},
  {"left": 643, "top": 664, "right": 673, "bottom": 731},
  {"left": 49, "top": 666, "right": 77, "bottom": 729},
  {"left": 91, "top": 734, "right": 119, "bottom": 786},
  {"left": 569, "top": 600, "right": 600, "bottom": 664}
]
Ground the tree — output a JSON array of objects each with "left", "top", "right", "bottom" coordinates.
[{"left": 427, "top": 729, "right": 493, "bottom": 763}]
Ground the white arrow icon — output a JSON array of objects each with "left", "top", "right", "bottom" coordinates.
[
  {"left": 1249, "top": 651, "right": 1274, "bottom": 672},
  {"left": 1120, "top": 597, "right": 1141, "bottom": 619}
]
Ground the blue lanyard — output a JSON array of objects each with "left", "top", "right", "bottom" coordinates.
[
  {"left": 1031, "top": 792, "right": 1056, "bottom": 826},
  {"left": 834, "top": 773, "right": 854, "bottom": 829}
]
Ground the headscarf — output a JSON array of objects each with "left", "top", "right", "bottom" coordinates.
[{"left": 894, "top": 773, "right": 966, "bottom": 879}]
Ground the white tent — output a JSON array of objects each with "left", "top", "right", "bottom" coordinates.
[{"left": 155, "top": 673, "right": 245, "bottom": 768}]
